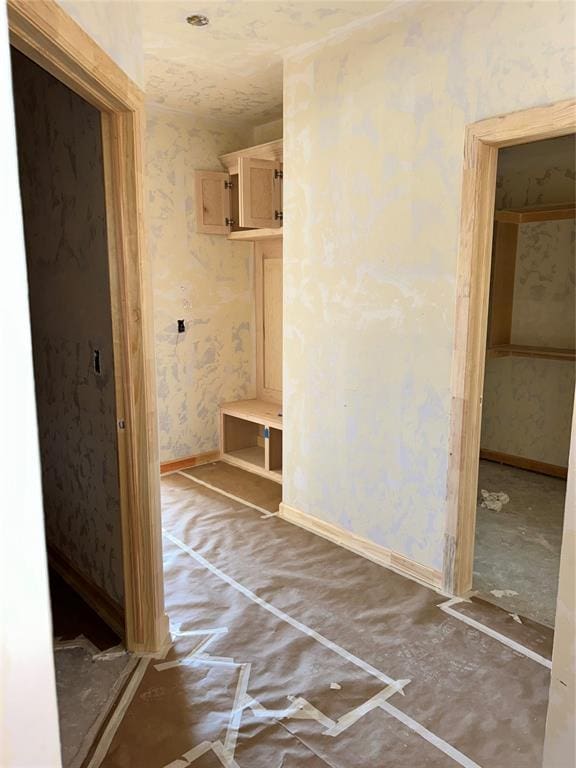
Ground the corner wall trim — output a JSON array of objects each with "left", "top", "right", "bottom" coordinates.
[
  {"left": 479, "top": 449, "right": 568, "bottom": 479},
  {"left": 160, "top": 450, "right": 220, "bottom": 475},
  {"left": 48, "top": 545, "right": 125, "bottom": 639},
  {"left": 278, "top": 503, "right": 444, "bottom": 592}
]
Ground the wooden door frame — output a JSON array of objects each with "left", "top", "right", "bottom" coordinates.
[
  {"left": 8, "top": 0, "right": 168, "bottom": 652},
  {"left": 444, "top": 98, "right": 576, "bottom": 595}
]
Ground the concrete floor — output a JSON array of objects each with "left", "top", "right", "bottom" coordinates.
[{"left": 473, "top": 460, "right": 566, "bottom": 628}]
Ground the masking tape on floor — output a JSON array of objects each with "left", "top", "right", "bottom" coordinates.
[
  {"left": 177, "top": 471, "right": 277, "bottom": 518},
  {"left": 162, "top": 529, "right": 399, "bottom": 687},
  {"left": 162, "top": 529, "right": 484, "bottom": 768},
  {"left": 438, "top": 598, "right": 552, "bottom": 669}
]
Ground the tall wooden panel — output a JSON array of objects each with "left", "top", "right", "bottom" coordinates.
[{"left": 255, "top": 238, "right": 283, "bottom": 403}]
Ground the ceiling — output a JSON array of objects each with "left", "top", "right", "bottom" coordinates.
[{"left": 142, "top": 1, "right": 394, "bottom": 125}]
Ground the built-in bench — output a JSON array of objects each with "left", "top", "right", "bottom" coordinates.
[{"left": 220, "top": 399, "right": 282, "bottom": 483}]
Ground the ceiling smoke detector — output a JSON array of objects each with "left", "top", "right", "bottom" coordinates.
[{"left": 186, "top": 13, "right": 209, "bottom": 27}]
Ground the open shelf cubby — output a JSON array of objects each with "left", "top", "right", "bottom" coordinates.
[{"left": 220, "top": 399, "right": 282, "bottom": 483}]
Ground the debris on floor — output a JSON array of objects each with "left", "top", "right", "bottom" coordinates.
[
  {"left": 490, "top": 589, "right": 519, "bottom": 598},
  {"left": 480, "top": 488, "right": 510, "bottom": 512}
]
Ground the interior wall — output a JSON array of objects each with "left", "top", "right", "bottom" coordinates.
[
  {"left": 55, "top": 0, "right": 143, "bottom": 86},
  {"left": 252, "top": 117, "right": 283, "bottom": 144},
  {"left": 283, "top": 0, "right": 576, "bottom": 571},
  {"left": 1, "top": 15, "right": 61, "bottom": 766},
  {"left": 481, "top": 137, "right": 576, "bottom": 467},
  {"left": 146, "top": 106, "right": 255, "bottom": 463},
  {"left": 11, "top": 49, "right": 124, "bottom": 605}
]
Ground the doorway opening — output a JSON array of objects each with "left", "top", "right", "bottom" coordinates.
[
  {"left": 446, "top": 99, "right": 576, "bottom": 616},
  {"left": 473, "top": 135, "right": 575, "bottom": 627}
]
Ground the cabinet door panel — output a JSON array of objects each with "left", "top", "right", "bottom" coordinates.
[
  {"left": 255, "top": 238, "right": 283, "bottom": 403},
  {"left": 239, "top": 158, "right": 281, "bottom": 229},
  {"left": 194, "top": 170, "right": 230, "bottom": 234}
]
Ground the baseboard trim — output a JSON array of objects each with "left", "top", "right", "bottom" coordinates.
[
  {"left": 48, "top": 545, "right": 125, "bottom": 639},
  {"left": 479, "top": 449, "right": 568, "bottom": 479},
  {"left": 278, "top": 503, "right": 444, "bottom": 592},
  {"left": 160, "top": 450, "right": 220, "bottom": 475}
]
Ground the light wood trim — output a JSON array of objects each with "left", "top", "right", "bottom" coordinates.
[
  {"left": 479, "top": 449, "right": 568, "bottom": 479},
  {"left": 446, "top": 99, "right": 576, "bottom": 596},
  {"left": 9, "top": 0, "right": 168, "bottom": 652},
  {"left": 487, "top": 344, "right": 576, "bottom": 361},
  {"left": 255, "top": 239, "right": 283, "bottom": 404},
  {"left": 487, "top": 221, "right": 518, "bottom": 347},
  {"left": 220, "top": 138, "right": 283, "bottom": 174},
  {"left": 221, "top": 452, "right": 282, "bottom": 484},
  {"left": 194, "top": 170, "right": 230, "bottom": 235},
  {"left": 279, "top": 503, "right": 443, "bottom": 591},
  {"left": 160, "top": 450, "right": 220, "bottom": 475},
  {"left": 228, "top": 228, "right": 283, "bottom": 241},
  {"left": 495, "top": 204, "right": 576, "bottom": 224},
  {"left": 7, "top": 0, "right": 141, "bottom": 112},
  {"left": 48, "top": 545, "right": 125, "bottom": 639}
]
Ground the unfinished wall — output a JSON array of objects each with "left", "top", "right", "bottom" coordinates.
[
  {"left": 283, "top": 0, "right": 576, "bottom": 571},
  {"left": 146, "top": 107, "right": 254, "bottom": 463},
  {"left": 481, "top": 137, "right": 576, "bottom": 468},
  {"left": 11, "top": 50, "right": 123, "bottom": 605},
  {"left": 56, "top": 0, "right": 143, "bottom": 86}
]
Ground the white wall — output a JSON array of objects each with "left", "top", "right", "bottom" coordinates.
[
  {"left": 56, "top": 0, "right": 143, "bottom": 86},
  {"left": 0, "top": 6, "right": 61, "bottom": 765},
  {"left": 283, "top": 0, "right": 576, "bottom": 572}
]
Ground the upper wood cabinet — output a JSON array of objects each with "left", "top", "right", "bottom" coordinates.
[
  {"left": 194, "top": 170, "right": 231, "bottom": 235},
  {"left": 194, "top": 139, "right": 283, "bottom": 236},
  {"left": 238, "top": 157, "right": 282, "bottom": 229}
]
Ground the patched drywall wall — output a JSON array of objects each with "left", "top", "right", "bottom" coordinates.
[
  {"left": 146, "top": 107, "right": 255, "bottom": 463},
  {"left": 56, "top": 0, "right": 143, "bottom": 86},
  {"left": 481, "top": 137, "right": 576, "bottom": 467},
  {"left": 283, "top": 0, "right": 576, "bottom": 571},
  {"left": 11, "top": 49, "right": 123, "bottom": 604}
]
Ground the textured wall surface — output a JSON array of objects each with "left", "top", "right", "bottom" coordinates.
[
  {"left": 283, "top": 1, "right": 575, "bottom": 571},
  {"left": 482, "top": 137, "right": 576, "bottom": 467},
  {"left": 56, "top": 0, "right": 143, "bottom": 86},
  {"left": 12, "top": 50, "right": 123, "bottom": 604},
  {"left": 146, "top": 107, "right": 255, "bottom": 463}
]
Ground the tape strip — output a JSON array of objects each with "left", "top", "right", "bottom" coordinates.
[
  {"left": 163, "top": 529, "right": 398, "bottom": 687},
  {"left": 438, "top": 598, "right": 552, "bottom": 669},
  {"left": 224, "top": 663, "right": 252, "bottom": 759},
  {"left": 324, "top": 680, "right": 410, "bottom": 736},
  {"left": 177, "top": 471, "right": 277, "bottom": 518},
  {"left": 85, "top": 657, "right": 150, "bottom": 768},
  {"left": 380, "top": 701, "right": 481, "bottom": 768}
]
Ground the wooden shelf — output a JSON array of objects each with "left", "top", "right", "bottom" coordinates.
[
  {"left": 494, "top": 204, "right": 576, "bottom": 224},
  {"left": 228, "top": 228, "right": 283, "bottom": 241},
  {"left": 221, "top": 399, "right": 282, "bottom": 429},
  {"left": 487, "top": 344, "right": 576, "bottom": 361},
  {"left": 224, "top": 446, "right": 265, "bottom": 469}
]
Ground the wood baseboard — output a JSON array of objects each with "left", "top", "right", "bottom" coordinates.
[
  {"left": 48, "top": 545, "right": 125, "bottom": 638},
  {"left": 278, "top": 503, "right": 444, "bottom": 591},
  {"left": 479, "top": 449, "right": 568, "bottom": 479},
  {"left": 160, "top": 450, "right": 220, "bottom": 475}
]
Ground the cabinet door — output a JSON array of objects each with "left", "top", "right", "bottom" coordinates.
[
  {"left": 238, "top": 158, "right": 282, "bottom": 229},
  {"left": 255, "top": 238, "right": 283, "bottom": 403},
  {"left": 194, "top": 170, "right": 230, "bottom": 234}
]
